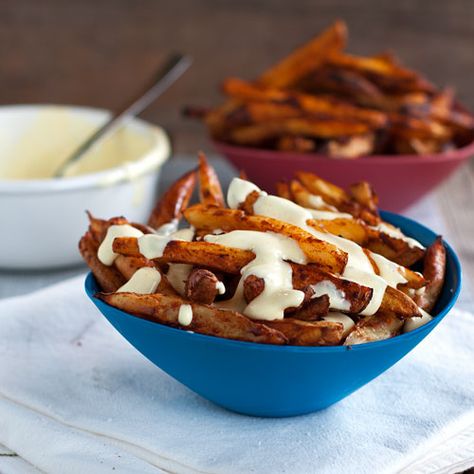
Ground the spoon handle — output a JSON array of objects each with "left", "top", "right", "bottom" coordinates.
[{"left": 55, "top": 53, "right": 192, "bottom": 177}]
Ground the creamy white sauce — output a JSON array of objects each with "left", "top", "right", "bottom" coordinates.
[
  {"left": 205, "top": 230, "right": 306, "bottom": 320},
  {"left": 155, "top": 219, "right": 178, "bottom": 235},
  {"left": 98, "top": 224, "right": 144, "bottom": 266},
  {"left": 403, "top": 308, "right": 433, "bottom": 332},
  {"left": 311, "top": 280, "right": 351, "bottom": 311},
  {"left": 227, "top": 177, "right": 411, "bottom": 316},
  {"left": 166, "top": 263, "right": 193, "bottom": 296},
  {"left": 372, "top": 222, "right": 425, "bottom": 250},
  {"left": 178, "top": 304, "right": 193, "bottom": 326},
  {"left": 138, "top": 227, "right": 194, "bottom": 260},
  {"left": 322, "top": 312, "right": 355, "bottom": 338},
  {"left": 216, "top": 281, "right": 226, "bottom": 295},
  {"left": 117, "top": 267, "right": 161, "bottom": 294},
  {"left": 227, "top": 178, "right": 262, "bottom": 208},
  {"left": 307, "top": 194, "right": 337, "bottom": 211},
  {"left": 306, "top": 209, "right": 353, "bottom": 221}
]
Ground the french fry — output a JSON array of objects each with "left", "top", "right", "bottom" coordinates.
[
  {"left": 344, "top": 310, "right": 404, "bottom": 345},
  {"left": 198, "top": 152, "right": 225, "bottom": 207},
  {"left": 114, "top": 256, "right": 153, "bottom": 280},
  {"left": 275, "top": 181, "right": 293, "bottom": 201},
  {"left": 289, "top": 262, "right": 372, "bottom": 314},
  {"left": 229, "top": 118, "right": 371, "bottom": 146},
  {"left": 222, "top": 77, "right": 387, "bottom": 128},
  {"left": 147, "top": 169, "right": 197, "bottom": 229},
  {"left": 264, "top": 318, "right": 344, "bottom": 345},
  {"left": 258, "top": 20, "right": 347, "bottom": 88},
  {"left": 184, "top": 204, "right": 348, "bottom": 273},
  {"left": 327, "top": 52, "right": 435, "bottom": 94},
  {"left": 349, "top": 182, "right": 379, "bottom": 217},
  {"left": 113, "top": 237, "right": 254, "bottom": 274},
  {"left": 291, "top": 262, "right": 421, "bottom": 319},
  {"left": 325, "top": 134, "right": 375, "bottom": 158},
  {"left": 289, "top": 180, "right": 338, "bottom": 211},
  {"left": 299, "top": 66, "right": 389, "bottom": 109},
  {"left": 290, "top": 295, "right": 330, "bottom": 321},
  {"left": 79, "top": 232, "right": 125, "bottom": 293},
  {"left": 414, "top": 237, "right": 446, "bottom": 312},
  {"left": 276, "top": 135, "right": 317, "bottom": 153},
  {"left": 98, "top": 292, "right": 288, "bottom": 345},
  {"left": 295, "top": 170, "right": 349, "bottom": 207}
]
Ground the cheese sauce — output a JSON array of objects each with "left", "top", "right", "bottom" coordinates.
[
  {"left": 117, "top": 267, "right": 161, "bottom": 294},
  {"left": 322, "top": 312, "right": 355, "bottom": 337},
  {"left": 166, "top": 264, "right": 193, "bottom": 296},
  {"left": 227, "top": 178, "right": 410, "bottom": 316},
  {"left": 98, "top": 224, "right": 144, "bottom": 266},
  {"left": 205, "top": 230, "right": 306, "bottom": 320},
  {"left": 178, "top": 304, "right": 193, "bottom": 326},
  {"left": 138, "top": 227, "right": 194, "bottom": 260}
]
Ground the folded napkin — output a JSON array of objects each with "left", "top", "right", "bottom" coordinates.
[{"left": 0, "top": 276, "right": 473, "bottom": 474}]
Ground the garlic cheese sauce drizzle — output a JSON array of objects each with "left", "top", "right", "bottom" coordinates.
[
  {"left": 117, "top": 267, "right": 162, "bottom": 294},
  {"left": 227, "top": 178, "right": 417, "bottom": 317},
  {"left": 205, "top": 230, "right": 306, "bottom": 320},
  {"left": 98, "top": 176, "right": 426, "bottom": 325}
]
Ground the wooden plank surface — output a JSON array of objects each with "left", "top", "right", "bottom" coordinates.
[{"left": 0, "top": 0, "right": 473, "bottom": 153}]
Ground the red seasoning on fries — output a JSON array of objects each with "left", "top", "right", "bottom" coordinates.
[
  {"left": 184, "top": 21, "right": 474, "bottom": 157},
  {"left": 79, "top": 153, "right": 446, "bottom": 346}
]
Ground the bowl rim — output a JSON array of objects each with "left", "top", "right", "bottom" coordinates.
[
  {"left": 212, "top": 138, "right": 474, "bottom": 165},
  {"left": 0, "top": 104, "right": 171, "bottom": 195},
  {"left": 85, "top": 210, "right": 462, "bottom": 353}
]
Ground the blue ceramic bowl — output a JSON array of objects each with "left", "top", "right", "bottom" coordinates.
[{"left": 85, "top": 211, "right": 461, "bottom": 417}]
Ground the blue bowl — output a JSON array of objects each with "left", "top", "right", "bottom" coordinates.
[{"left": 85, "top": 211, "right": 461, "bottom": 417}]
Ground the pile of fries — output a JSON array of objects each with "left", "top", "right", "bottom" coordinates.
[
  {"left": 80, "top": 153, "right": 446, "bottom": 346},
  {"left": 185, "top": 21, "right": 474, "bottom": 157}
]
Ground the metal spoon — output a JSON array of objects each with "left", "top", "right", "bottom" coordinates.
[{"left": 54, "top": 53, "right": 192, "bottom": 177}]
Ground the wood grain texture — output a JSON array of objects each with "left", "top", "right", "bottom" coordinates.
[{"left": 0, "top": 0, "right": 473, "bottom": 153}]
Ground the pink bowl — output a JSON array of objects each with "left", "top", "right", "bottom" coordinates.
[{"left": 213, "top": 140, "right": 474, "bottom": 212}]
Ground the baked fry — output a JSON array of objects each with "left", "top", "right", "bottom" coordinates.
[
  {"left": 258, "top": 20, "right": 347, "bottom": 88},
  {"left": 414, "top": 237, "right": 446, "bottom": 312},
  {"left": 184, "top": 204, "right": 348, "bottom": 273},
  {"left": 79, "top": 232, "right": 125, "bottom": 293},
  {"left": 264, "top": 318, "right": 344, "bottom": 346},
  {"left": 113, "top": 237, "right": 254, "bottom": 274},
  {"left": 147, "top": 169, "right": 197, "bottom": 229},
  {"left": 344, "top": 310, "right": 404, "bottom": 345},
  {"left": 229, "top": 118, "right": 371, "bottom": 146},
  {"left": 98, "top": 292, "right": 288, "bottom": 345},
  {"left": 198, "top": 152, "right": 225, "bottom": 207},
  {"left": 222, "top": 77, "right": 387, "bottom": 128}
]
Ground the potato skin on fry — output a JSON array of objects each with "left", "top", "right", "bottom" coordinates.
[
  {"left": 79, "top": 233, "right": 126, "bottom": 293},
  {"left": 147, "top": 169, "right": 197, "bottom": 229},
  {"left": 184, "top": 204, "right": 348, "bottom": 274},
  {"left": 264, "top": 318, "right": 344, "bottom": 346},
  {"left": 344, "top": 311, "right": 403, "bottom": 345},
  {"left": 97, "top": 292, "right": 288, "bottom": 345},
  {"left": 198, "top": 152, "right": 225, "bottom": 207},
  {"left": 415, "top": 236, "right": 446, "bottom": 312}
]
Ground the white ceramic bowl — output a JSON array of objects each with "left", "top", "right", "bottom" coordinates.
[{"left": 0, "top": 105, "right": 170, "bottom": 269}]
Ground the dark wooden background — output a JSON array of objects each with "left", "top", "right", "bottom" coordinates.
[{"left": 1, "top": 0, "right": 473, "bottom": 154}]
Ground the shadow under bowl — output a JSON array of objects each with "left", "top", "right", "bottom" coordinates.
[
  {"left": 213, "top": 140, "right": 474, "bottom": 212},
  {"left": 85, "top": 211, "right": 461, "bottom": 417}
]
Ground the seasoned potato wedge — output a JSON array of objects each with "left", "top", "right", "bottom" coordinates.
[
  {"left": 264, "top": 318, "right": 344, "bottom": 346},
  {"left": 147, "top": 169, "right": 197, "bottom": 229},
  {"left": 98, "top": 292, "right": 288, "bottom": 345}
]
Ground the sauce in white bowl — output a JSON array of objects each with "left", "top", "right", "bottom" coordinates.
[{"left": 0, "top": 105, "right": 170, "bottom": 269}]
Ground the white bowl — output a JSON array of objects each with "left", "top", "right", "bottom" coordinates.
[{"left": 0, "top": 105, "right": 170, "bottom": 269}]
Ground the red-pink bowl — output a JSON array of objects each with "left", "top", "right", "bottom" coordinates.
[{"left": 213, "top": 140, "right": 474, "bottom": 212}]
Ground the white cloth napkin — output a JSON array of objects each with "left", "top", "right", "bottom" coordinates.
[{"left": 0, "top": 275, "right": 473, "bottom": 474}]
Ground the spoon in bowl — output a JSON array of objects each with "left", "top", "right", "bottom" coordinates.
[{"left": 54, "top": 53, "right": 192, "bottom": 178}]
